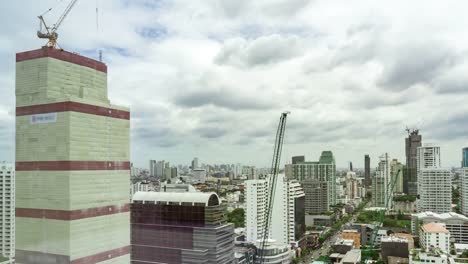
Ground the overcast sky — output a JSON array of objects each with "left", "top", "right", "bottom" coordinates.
[{"left": 1, "top": 0, "right": 467, "bottom": 169}]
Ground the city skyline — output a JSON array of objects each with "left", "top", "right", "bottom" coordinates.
[{"left": 1, "top": 1, "right": 468, "bottom": 169}]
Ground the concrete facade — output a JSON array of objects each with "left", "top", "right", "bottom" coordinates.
[
  {"left": 15, "top": 47, "right": 130, "bottom": 263},
  {"left": 0, "top": 163, "right": 14, "bottom": 264},
  {"left": 405, "top": 130, "right": 421, "bottom": 195}
]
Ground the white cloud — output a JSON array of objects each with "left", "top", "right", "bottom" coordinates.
[{"left": 0, "top": 0, "right": 467, "bottom": 168}]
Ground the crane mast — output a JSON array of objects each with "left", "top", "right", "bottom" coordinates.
[
  {"left": 37, "top": 0, "right": 79, "bottom": 48},
  {"left": 259, "top": 112, "right": 289, "bottom": 264}
]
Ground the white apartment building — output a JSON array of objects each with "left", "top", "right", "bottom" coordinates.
[
  {"left": 245, "top": 174, "right": 305, "bottom": 246},
  {"left": 459, "top": 168, "right": 468, "bottom": 216},
  {"left": 416, "top": 144, "right": 451, "bottom": 214},
  {"left": 409, "top": 250, "right": 450, "bottom": 264},
  {"left": 417, "top": 168, "right": 451, "bottom": 213},
  {"left": 0, "top": 162, "right": 14, "bottom": 264},
  {"left": 417, "top": 144, "right": 441, "bottom": 171},
  {"left": 411, "top": 212, "right": 468, "bottom": 244},
  {"left": 420, "top": 223, "right": 450, "bottom": 253}
]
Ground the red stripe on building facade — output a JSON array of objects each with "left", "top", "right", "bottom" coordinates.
[
  {"left": 16, "top": 161, "right": 130, "bottom": 171},
  {"left": 16, "top": 46, "right": 107, "bottom": 73},
  {"left": 16, "top": 101, "right": 130, "bottom": 120},
  {"left": 71, "top": 246, "right": 130, "bottom": 264},
  {"left": 16, "top": 204, "right": 130, "bottom": 221}
]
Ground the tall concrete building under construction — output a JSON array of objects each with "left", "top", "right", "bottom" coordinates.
[{"left": 15, "top": 47, "right": 130, "bottom": 263}]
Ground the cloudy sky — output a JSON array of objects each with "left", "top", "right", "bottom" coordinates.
[{"left": 1, "top": 0, "right": 467, "bottom": 169}]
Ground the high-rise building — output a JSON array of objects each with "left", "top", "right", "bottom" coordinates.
[
  {"left": 373, "top": 154, "right": 391, "bottom": 208},
  {"left": 15, "top": 47, "right": 130, "bottom": 263},
  {"left": 462, "top": 147, "right": 468, "bottom": 168},
  {"left": 417, "top": 169, "right": 451, "bottom": 213},
  {"left": 460, "top": 168, "right": 468, "bottom": 216},
  {"left": 130, "top": 191, "right": 235, "bottom": 263},
  {"left": 364, "top": 155, "right": 371, "bottom": 187},
  {"left": 405, "top": 130, "right": 422, "bottom": 195},
  {"left": 345, "top": 171, "right": 358, "bottom": 200},
  {"left": 417, "top": 144, "right": 441, "bottom": 171},
  {"left": 289, "top": 151, "right": 336, "bottom": 214},
  {"left": 149, "top": 160, "right": 157, "bottom": 176},
  {"left": 390, "top": 159, "right": 404, "bottom": 194},
  {"left": 245, "top": 174, "right": 305, "bottom": 247},
  {"left": 0, "top": 162, "right": 14, "bottom": 264},
  {"left": 417, "top": 144, "right": 451, "bottom": 214},
  {"left": 192, "top": 157, "right": 199, "bottom": 169}
]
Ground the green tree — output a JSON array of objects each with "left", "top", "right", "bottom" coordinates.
[{"left": 227, "top": 208, "right": 245, "bottom": 228}]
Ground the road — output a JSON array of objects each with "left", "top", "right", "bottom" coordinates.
[{"left": 301, "top": 214, "right": 359, "bottom": 264}]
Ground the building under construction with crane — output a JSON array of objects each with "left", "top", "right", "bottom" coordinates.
[{"left": 14, "top": 1, "right": 130, "bottom": 263}]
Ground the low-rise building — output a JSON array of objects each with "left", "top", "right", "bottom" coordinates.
[
  {"left": 254, "top": 239, "right": 292, "bottom": 264},
  {"left": 420, "top": 223, "right": 450, "bottom": 253},
  {"left": 341, "top": 230, "right": 361, "bottom": 248},
  {"left": 409, "top": 249, "right": 449, "bottom": 264},
  {"left": 381, "top": 236, "right": 409, "bottom": 263},
  {"left": 341, "top": 249, "right": 361, "bottom": 264},
  {"left": 412, "top": 212, "right": 468, "bottom": 244}
]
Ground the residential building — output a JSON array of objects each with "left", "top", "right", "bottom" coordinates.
[
  {"left": 364, "top": 155, "right": 371, "bottom": 187},
  {"left": 405, "top": 129, "right": 422, "bottom": 195},
  {"left": 245, "top": 174, "right": 305, "bottom": 246},
  {"left": 460, "top": 168, "right": 468, "bottom": 216},
  {"left": 15, "top": 47, "right": 130, "bottom": 263},
  {"left": 289, "top": 151, "right": 336, "bottom": 214},
  {"left": 341, "top": 249, "right": 361, "bottom": 264},
  {"left": 149, "top": 160, "right": 157, "bottom": 176},
  {"left": 390, "top": 159, "right": 404, "bottom": 193},
  {"left": 373, "top": 154, "right": 391, "bottom": 208},
  {"left": 0, "top": 163, "right": 14, "bottom": 264},
  {"left": 130, "top": 191, "right": 235, "bottom": 264},
  {"left": 418, "top": 168, "right": 451, "bottom": 213},
  {"left": 416, "top": 144, "right": 451, "bottom": 213},
  {"left": 417, "top": 144, "right": 441, "bottom": 171},
  {"left": 411, "top": 212, "right": 468, "bottom": 244},
  {"left": 345, "top": 172, "right": 358, "bottom": 200},
  {"left": 420, "top": 223, "right": 450, "bottom": 253}
]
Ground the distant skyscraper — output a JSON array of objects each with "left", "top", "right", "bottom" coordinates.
[
  {"left": 364, "top": 155, "right": 371, "bottom": 187},
  {"left": 149, "top": 160, "right": 157, "bottom": 176},
  {"left": 403, "top": 130, "right": 422, "bottom": 195},
  {"left": 0, "top": 162, "right": 14, "bottom": 263},
  {"left": 417, "top": 144, "right": 451, "bottom": 213},
  {"left": 192, "top": 157, "right": 199, "bottom": 169},
  {"left": 130, "top": 191, "right": 235, "bottom": 263},
  {"left": 373, "top": 154, "right": 391, "bottom": 208},
  {"left": 462, "top": 147, "right": 468, "bottom": 168},
  {"left": 290, "top": 151, "right": 336, "bottom": 215},
  {"left": 245, "top": 174, "right": 305, "bottom": 246},
  {"left": 405, "top": 130, "right": 422, "bottom": 195},
  {"left": 345, "top": 171, "right": 358, "bottom": 200},
  {"left": 15, "top": 47, "right": 130, "bottom": 262}
]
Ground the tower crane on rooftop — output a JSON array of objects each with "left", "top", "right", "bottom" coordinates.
[{"left": 37, "top": 0, "right": 79, "bottom": 48}]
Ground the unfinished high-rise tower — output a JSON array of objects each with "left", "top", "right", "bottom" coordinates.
[{"left": 15, "top": 47, "right": 130, "bottom": 263}]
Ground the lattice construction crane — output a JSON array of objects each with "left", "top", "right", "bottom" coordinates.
[
  {"left": 37, "top": 0, "right": 79, "bottom": 48},
  {"left": 259, "top": 112, "right": 290, "bottom": 264}
]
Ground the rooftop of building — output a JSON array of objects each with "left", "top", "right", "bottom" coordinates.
[
  {"left": 381, "top": 236, "right": 408, "bottom": 243},
  {"left": 334, "top": 239, "right": 354, "bottom": 246},
  {"left": 132, "top": 191, "right": 220, "bottom": 206},
  {"left": 342, "top": 249, "right": 361, "bottom": 263},
  {"left": 413, "top": 211, "right": 468, "bottom": 221},
  {"left": 421, "top": 223, "right": 449, "bottom": 234},
  {"left": 454, "top": 244, "right": 468, "bottom": 250}
]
